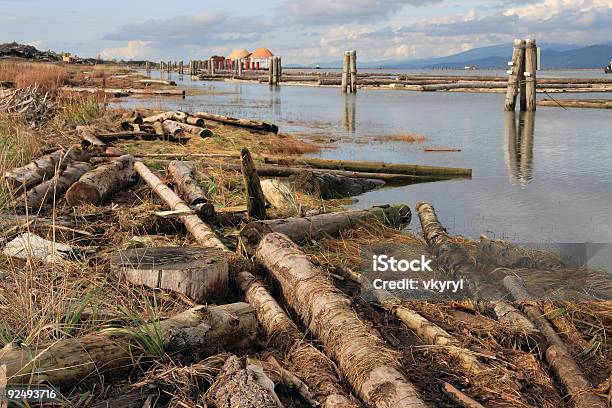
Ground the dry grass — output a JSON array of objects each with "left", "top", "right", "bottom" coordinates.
[
  {"left": 0, "top": 61, "right": 68, "bottom": 92},
  {"left": 373, "top": 132, "right": 426, "bottom": 143}
]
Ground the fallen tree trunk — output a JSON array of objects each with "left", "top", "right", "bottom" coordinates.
[
  {"left": 537, "top": 99, "right": 612, "bottom": 109},
  {"left": 96, "top": 131, "right": 157, "bottom": 142},
  {"left": 22, "top": 162, "right": 93, "bottom": 211},
  {"left": 112, "top": 246, "right": 228, "bottom": 303},
  {"left": 206, "top": 355, "right": 284, "bottom": 408},
  {"left": 260, "top": 179, "right": 298, "bottom": 214},
  {"left": 61, "top": 86, "right": 185, "bottom": 96},
  {"left": 65, "top": 155, "right": 138, "bottom": 206},
  {"left": 194, "top": 111, "right": 278, "bottom": 134},
  {"left": 77, "top": 125, "right": 105, "bottom": 147},
  {"left": 290, "top": 171, "right": 383, "bottom": 199},
  {"left": 236, "top": 271, "right": 358, "bottom": 408},
  {"left": 143, "top": 111, "right": 187, "bottom": 124},
  {"left": 503, "top": 276, "right": 606, "bottom": 408},
  {"left": 4, "top": 147, "right": 90, "bottom": 191},
  {"left": 165, "top": 120, "right": 213, "bottom": 138},
  {"left": 261, "top": 156, "right": 472, "bottom": 177},
  {"left": 255, "top": 233, "right": 427, "bottom": 408},
  {"left": 0, "top": 303, "right": 257, "bottom": 389},
  {"left": 239, "top": 204, "right": 411, "bottom": 254},
  {"left": 241, "top": 147, "right": 267, "bottom": 220},
  {"left": 138, "top": 79, "right": 176, "bottom": 86},
  {"left": 167, "top": 160, "right": 210, "bottom": 206}
]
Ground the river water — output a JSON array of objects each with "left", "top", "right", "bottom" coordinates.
[{"left": 116, "top": 71, "right": 612, "bottom": 246}]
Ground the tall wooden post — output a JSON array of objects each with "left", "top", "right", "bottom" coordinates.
[
  {"left": 240, "top": 147, "right": 266, "bottom": 220},
  {"left": 349, "top": 50, "right": 357, "bottom": 93},
  {"left": 145, "top": 61, "right": 150, "bottom": 73},
  {"left": 341, "top": 51, "right": 350, "bottom": 93},
  {"left": 167, "top": 61, "right": 171, "bottom": 73},
  {"left": 209, "top": 58, "right": 214, "bottom": 75},
  {"left": 159, "top": 61, "right": 164, "bottom": 72},
  {"left": 268, "top": 57, "right": 274, "bottom": 84},
  {"left": 178, "top": 60, "right": 184, "bottom": 75},
  {"left": 504, "top": 39, "right": 526, "bottom": 111},
  {"left": 238, "top": 58, "right": 243, "bottom": 77},
  {"left": 525, "top": 39, "right": 537, "bottom": 111}
]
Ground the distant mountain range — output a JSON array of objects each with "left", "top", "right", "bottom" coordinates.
[{"left": 297, "top": 42, "right": 612, "bottom": 69}]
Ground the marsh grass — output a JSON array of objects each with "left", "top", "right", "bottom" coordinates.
[{"left": 0, "top": 61, "right": 68, "bottom": 92}]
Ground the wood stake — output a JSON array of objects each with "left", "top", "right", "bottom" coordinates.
[
  {"left": 525, "top": 39, "right": 537, "bottom": 111},
  {"left": 504, "top": 39, "right": 526, "bottom": 111},
  {"left": 240, "top": 148, "right": 266, "bottom": 220}
]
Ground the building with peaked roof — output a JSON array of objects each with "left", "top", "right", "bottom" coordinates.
[
  {"left": 226, "top": 49, "right": 251, "bottom": 60},
  {"left": 249, "top": 48, "right": 274, "bottom": 70}
]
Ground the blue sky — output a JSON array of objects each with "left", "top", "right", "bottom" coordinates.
[{"left": 1, "top": 0, "right": 610, "bottom": 63}]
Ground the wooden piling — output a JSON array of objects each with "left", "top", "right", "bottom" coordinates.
[
  {"left": 238, "top": 58, "right": 243, "bottom": 77},
  {"left": 145, "top": 61, "right": 150, "bottom": 73},
  {"left": 504, "top": 39, "right": 525, "bottom": 111},
  {"left": 341, "top": 51, "right": 350, "bottom": 93},
  {"left": 350, "top": 50, "right": 357, "bottom": 93},
  {"left": 178, "top": 60, "right": 183, "bottom": 75},
  {"left": 268, "top": 57, "right": 274, "bottom": 85},
  {"left": 240, "top": 147, "right": 267, "bottom": 220},
  {"left": 525, "top": 39, "right": 537, "bottom": 111}
]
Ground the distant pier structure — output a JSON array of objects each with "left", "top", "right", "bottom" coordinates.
[{"left": 505, "top": 38, "right": 538, "bottom": 111}]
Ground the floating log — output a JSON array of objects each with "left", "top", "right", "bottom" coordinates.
[
  {"left": 167, "top": 160, "right": 210, "bottom": 206},
  {"left": 138, "top": 79, "right": 176, "bottom": 86},
  {"left": 4, "top": 147, "right": 90, "bottom": 191},
  {"left": 289, "top": 171, "right": 383, "bottom": 199},
  {"left": 236, "top": 271, "right": 358, "bottom": 408},
  {"left": 422, "top": 82, "right": 505, "bottom": 91},
  {"left": 111, "top": 246, "right": 228, "bottom": 303},
  {"left": 256, "top": 233, "right": 427, "bottom": 408},
  {"left": 60, "top": 86, "right": 185, "bottom": 96},
  {"left": 65, "top": 155, "right": 137, "bottom": 206},
  {"left": 537, "top": 99, "right": 612, "bottom": 109},
  {"left": 424, "top": 147, "right": 462, "bottom": 152},
  {"left": 23, "top": 162, "right": 93, "bottom": 211},
  {"left": 241, "top": 148, "right": 267, "bottom": 220},
  {"left": 240, "top": 204, "right": 411, "bottom": 254},
  {"left": 504, "top": 276, "right": 606, "bottom": 408},
  {"left": 194, "top": 111, "right": 278, "bottom": 134},
  {"left": 260, "top": 179, "right": 298, "bottom": 214},
  {"left": 206, "top": 355, "right": 283, "bottom": 408},
  {"left": 261, "top": 156, "right": 472, "bottom": 177},
  {"left": 163, "top": 120, "right": 213, "bottom": 138},
  {"left": 0, "top": 303, "right": 257, "bottom": 388}
]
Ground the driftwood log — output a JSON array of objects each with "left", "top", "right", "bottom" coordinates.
[
  {"left": 65, "top": 155, "right": 137, "bottom": 206},
  {"left": 239, "top": 204, "right": 411, "bottom": 254},
  {"left": 163, "top": 120, "right": 213, "bottom": 138},
  {"left": 504, "top": 276, "right": 606, "bottom": 408},
  {"left": 260, "top": 179, "right": 298, "bottom": 214},
  {"left": 241, "top": 148, "right": 267, "bottom": 220},
  {"left": 143, "top": 111, "right": 188, "bottom": 124},
  {"left": 236, "top": 271, "right": 358, "bottom": 408},
  {"left": 167, "top": 161, "right": 210, "bottom": 206},
  {"left": 256, "top": 232, "right": 427, "bottom": 408},
  {"left": 195, "top": 111, "right": 278, "bottom": 134},
  {"left": 289, "top": 171, "right": 383, "bottom": 198},
  {"left": 4, "top": 147, "right": 89, "bottom": 191},
  {"left": 111, "top": 246, "right": 228, "bottom": 303},
  {"left": 77, "top": 125, "right": 105, "bottom": 147},
  {"left": 22, "top": 162, "right": 92, "bottom": 211},
  {"left": 0, "top": 303, "right": 257, "bottom": 389}
]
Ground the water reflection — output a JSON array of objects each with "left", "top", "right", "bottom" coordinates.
[
  {"left": 343, "top": 94, "right": 356, "bottom": 133},
  {"left": 505, "top": 111, "right": 535, "bottom": 185}
]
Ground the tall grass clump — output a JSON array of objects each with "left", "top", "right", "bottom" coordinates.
[{"left": 0, "top": 61, "right": 68, "bottom": 92}]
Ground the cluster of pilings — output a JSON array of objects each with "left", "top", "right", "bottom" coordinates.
[
  {"left": 504, "top": 39, "right": 538, "bottom": 111},
  {"left": 341, "top": 50, "right": 357, "bottom": 93},
  {"left": 268, "top": 56, "right": 282, "bottom": 85}
]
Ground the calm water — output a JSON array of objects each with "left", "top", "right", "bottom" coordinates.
[{"left": 117, "top": 71, "right": 612, "bottom": 243}]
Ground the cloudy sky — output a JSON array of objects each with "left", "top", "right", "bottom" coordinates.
[{"left": 1, "top": 0, "right": 610, "bottom": 63}]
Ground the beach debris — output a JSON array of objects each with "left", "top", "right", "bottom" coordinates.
[
  {"left": 195, "top": 111, "right": 278, "bottom": 134},
  {"left": 0, "top": 85, "right": 55, "bottom": 125},
  {"left": 289, "top": 171, "right": 383, "bottom": 198},
  {"left": 2, "top": 232, "right": 73, "bottom": 262},
  {"left": 240, "top": 147, "right": 267, "bottom": 220},
  {"left": 260, "top": 178, "right": 298, "bottom": 214}
]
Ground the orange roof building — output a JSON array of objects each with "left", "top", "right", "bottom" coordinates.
[
  {"left": 248, "top": 48, "right": 274, "bottom": 69},
  {"left": 227, "top": 49, "right": 251, "bottom": 60}
]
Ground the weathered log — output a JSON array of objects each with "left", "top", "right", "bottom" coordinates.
[
  {"left": 239, "top": 204, "right": 411, "bottom": 254},
  {"left": 442, "top": 383, "right": 485, "bottom": 408},
  {"left": 3, "top": 232, "right": 73, "bottom": 263},
  {"left": 261, "top": 156, "right": 472, "bottom": 177},
  {"left": 194, "top": 111, "right": 278, "bottom": 134},
  {"left": 143, "top": 111, "right": 188, "bottom": 124},
  {"left": 537, "top": 99, "right": 612, "bottom": 109},
  {"left": 134, "top": 162, "right": 228, "bottom": 253},
  {"left": 65, "top": 155, "right": 137, "bottom": 206},
  {"left": 503, "top": 276, "right": 605, "bottom": 408},
  {"left": 22, "top": 162, "right": 93, "bottom": 211},
  {"left": 138, "top": 79, "right": 176, "bottom": 86},
  {"left": 4, "top": 147, "right": 90, "bottom": 191},
  {"left": 255, "top": 233, "right": 427, "bottom": 408},
  {"left": 167, "top": 161, "right": 210, "bottom": 206},
  {"left": 77, "top": 125, "right": 105, "bottom": 147},
  {"left": 61, "top": 86, "right": 185, "bottom": 96},
  {"left": 241, "top": 147, "right": 267, "bottom": 220},
  {"left": 289, "top": 171, "right": 383, "bottom": 198},
  {"left": 185, "top": 116, "right": 205, "bottom": 126},
  {"left": 163, "top": 120, "right": 213, "bottom": 138},
  {"left": 0, "top": 303, "right": 257, "bottom": 388},
  {"left": 121, "top": 111, "right": 144, "bottom": 125},
  {"left": 206, "top": 355, "right": 284, "bottom": 408},
  {"left": 260, "top": 179, "right": 298, "bottom": 214},
  {"left": 236, "top": 271, "right": 358, "bottom": 408},
  {"left": 111, "top": 246, "right": 228, "bottom": 303},
  {"left": 96, "top": 131, "right": 157, "bottom": 142},
  {"left": 478, "top": 235, "right": 536, "bottom": 268}
]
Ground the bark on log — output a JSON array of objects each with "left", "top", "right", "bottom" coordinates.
[
  {"left": 195, "top": 111, "right": 278, "bottom": 134},
  {"left": 206, "top": 355, "right": 284, "bottom": 408},
  {"left": 260, "top": 179, "right": 298, "bottom": 214},
  {"left": 186, "top": 116, "right": 205, "bottom": 126},
  {"left": 236, "top": 271, "right": 359, "bottom": 408},
  {"left": 138, "top": 79, "right": 176, "bottom": 86},
  {"left": 22, "top": 162, "right": 93, "bottom": 211},
  {"left": 163, "top": 120, "right": 213, "bottom": 138},
  {"left": 0, "top": 303, "right": 257, "bottom": 389},
  {"left": 4, "top": 147, "right": 90, "bottom": 191},
  {"left": 503, "top": 276, "right": 605, "bottom": 408},
  {"left": 537, "top": 99, "right": 612, "bottom": 109},
  {"left": 143, "top": 111, "right": 188, "bottom": 124},
  {"left": 241, "top": 148, "right": 267, "bottom": 220},
  {"left": 478, "top": 235, "right": 536, "bottom": 268},
  {"left": 289, "top": 171, "right": 383, "bottom": 198},
  {"left": 167, "top": 160, "right": 210, "bottom": 206},
  {"left": 77, "top": 125, "right": 105, "bottom": 147},
  {"left": 111, "top": 246, "right": 228, "bottom": 303},
  {"left": 261, "top": 156, "right": 472, "bottom": 177},
  {"left": 255, "top": 233, "right": 427, "bottom": 408},
  {"left": 240, "top": 204, "right": 411, "bottom": 255},
  {"left": 442, "top": 383, "right": 485, "bottom": 408},
  {"left": 96, "top": 131, "right": 157, "bottom": 142},
  {"left": 65, "top": 155, "right": 137, "bottom": 206}
]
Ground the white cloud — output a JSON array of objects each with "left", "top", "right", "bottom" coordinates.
[{"left": 99, "top": 40, "right": 154, "bottom": 60}]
